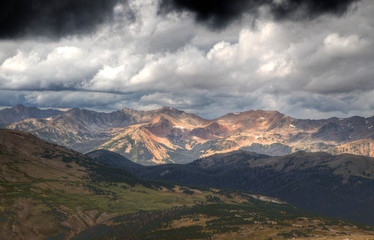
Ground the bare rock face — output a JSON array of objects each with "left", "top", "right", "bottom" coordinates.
[{"left": 6, "top": 105, "right": 374, "bottom": 165}]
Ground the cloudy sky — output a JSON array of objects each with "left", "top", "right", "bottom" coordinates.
[{"left": 0, "top": 0, "right": 373, "bottom": 119}]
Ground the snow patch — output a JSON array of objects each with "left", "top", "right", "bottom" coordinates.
[
  {"left": 289, "top": 124, "right": 295, "bottom": 128},
  {"left": 250, "top": 195, "right": 284, "bottom": 204},
  {"left": 173, "top": 126, "right": 185, "bottom": 129},
  {"left": 233, "top": 112, "right": 240, "bottom": 115},
  {"left": 160, "top": 170, "right": 170, "bottom": 176}
]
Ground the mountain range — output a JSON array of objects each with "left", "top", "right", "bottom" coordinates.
[
  {"left": 4, "top": 129, "right": 374, "bottom": 239},
  {"left": 0, "top": 104, "right": 62, "bottom": 127},
  {"left": 3, "top": 105, "right": 374, "bottom": 165},
  {"left": 87, "top": 149, "right": 374, "bottom": 225}
]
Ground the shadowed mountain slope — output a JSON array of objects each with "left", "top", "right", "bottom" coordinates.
[
  {"left": 0, "top": 104, "right": 62, "bottom": 127},
  {"left": 85, "top": 149, "right": 144, "bottom": 172},
  {"left": 88, "top": 149, "right": 374, "bottom": 225}
]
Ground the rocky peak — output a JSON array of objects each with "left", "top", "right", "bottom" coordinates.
[{"left": 156, "top": 106, "right": 185, "bottom": 115}]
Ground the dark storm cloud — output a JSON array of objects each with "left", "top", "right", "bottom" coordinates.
[
  {"left": 158, "top": 0, "right": 262, "bottom": 29},
  {"left": 159, "top": 0, "right": 360, "bottom": 29},
  {"left": 270, "top": 0, "right": 360, "bottom": 20},
  {"left": 0, "top": 0, "right": 126, "bottom": 39},
  {"left": 1, "top": 0, "right": 373, "bottom": 120}
]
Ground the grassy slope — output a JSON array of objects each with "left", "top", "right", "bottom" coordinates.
[
  {"left": 1, "top": 130, "right": 374, "bottom": 240},
  {"left": 98, "top": 149, "right": 374, "bottom": 225},
  {"left": 75, "top": 194, "right": 374, "bottom": 240},
  {"left": 0, "top": 130, "right": 209, "bottom": 239}
]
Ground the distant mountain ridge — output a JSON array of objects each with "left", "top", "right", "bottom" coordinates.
[
  {"left": 86, "top": 149, "right": 144, "bottom": 172},
  {"left": 5, "top": 105, "right": 374, "bottom": 165},
  {"left": 0, "top": 104, "right": 62, "bottom": 127},
  {"left": 87, "top": 149, "right": 374, "bottom": 225}
]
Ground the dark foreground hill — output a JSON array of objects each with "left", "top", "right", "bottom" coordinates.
[
  {"left": 88, "top": 149, "right": 374, "bottom": 225},
  {"left": 2, "top": 130, "right": 374, "bottom": 239}
]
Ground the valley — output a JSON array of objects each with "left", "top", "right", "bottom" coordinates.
[
  {"left": 1, "top": 129, "right": 374, "bottom": 239},
  {"left": 88, "top": 149, "right": 374, "bottom": 226}
]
